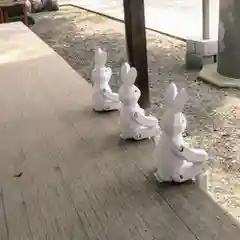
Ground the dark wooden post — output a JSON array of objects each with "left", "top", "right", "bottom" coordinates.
[{"left": 123, "top": 0, "right": 150, "bottom": 108}]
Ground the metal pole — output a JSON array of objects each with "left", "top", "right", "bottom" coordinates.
[{"left": 202, "top": 0, "right": 210, "bottom": 39}]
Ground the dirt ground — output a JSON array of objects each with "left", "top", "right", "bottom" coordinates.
[{"left": 31, "top": 6, "right": 240, "bottom": 221}]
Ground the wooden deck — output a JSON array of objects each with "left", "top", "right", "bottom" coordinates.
[{"left": 0, "top": 22, "right": 239, "bottom": 240}]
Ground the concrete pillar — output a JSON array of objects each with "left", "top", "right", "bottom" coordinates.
[
  {"left": 185, "top": 0, "right": 217, "bottom": 70},
  {"left": 199, "top": 0, "right": 240, "bottom": 87},
  {"left": 217, "top": 0, "right": 240, "bottom": 78}
]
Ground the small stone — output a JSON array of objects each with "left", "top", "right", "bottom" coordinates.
[
  {"left": 13, "top": 172, "right": 23, "bottom": 178},
  {"left": 222, "top": 133, "right": 230, "bottom": 137}
]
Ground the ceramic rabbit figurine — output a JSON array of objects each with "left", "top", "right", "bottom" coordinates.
[
  {"left": 119, "top": 63, "right": 160, "bottom": 140},
  {"left": 92, "top": 47, "right": 120, "bottom": 112},
  {"left": 154, "top": 82, "right": 208, "bottom": 183}
]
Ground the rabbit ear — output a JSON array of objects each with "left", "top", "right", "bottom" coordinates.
[
  {"left": 127, "top": 67, "right": 137, "bottom": 85},
  {"left": 95, "top": 47, "right": 102, "bottom": 55},
  {"left": 101, "top": 50, "right": 107, "bottom": 65},
  {"left": 173, "top": 88, "right": 188, "bottom": 112},
  {"left": 121, "top": 62, "right": 130, "bottom": 84},
  {"left": 94, "top": 47, "right": 107, "bottom": 67},
  {"left": 164, "top": 82, "right": 178, "bottom": 107},
  {"left": 94, "top": 47, "right": 102, "bottom": 63}
]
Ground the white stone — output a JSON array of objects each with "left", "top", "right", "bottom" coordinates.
[
  {"left": 154, "top": 82, "right": 208, "bottom": 183},
  {"left": 186, "top": 39, "right": 218, "bottom": 57},
  {"left": 92, "top": 48, "right": 120, "bottom": 112},
  {"left": 119, "top": 63, "right": 160, "bottom": 140}
]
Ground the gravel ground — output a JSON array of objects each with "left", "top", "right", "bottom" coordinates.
[{"left": 31, "top": 6, "right": 240, "bottom": 221}]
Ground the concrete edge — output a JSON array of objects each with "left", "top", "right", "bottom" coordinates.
[
  {"left": 60, "top": 3, "right": 124, "bottom": 26},
  {"left": 186, "top": 39, "right": 218, "bottom": 57},
  {"left": 198, "top": 63, "right": 240, "bottom": 88}
]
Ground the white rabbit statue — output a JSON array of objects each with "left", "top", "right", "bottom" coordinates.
[
  {"left": 118, "top": 63, "right": 160, "bottom": 140},
  {"left": 92, "top": 47, "right": 120, "bottom": 112},
  {"left": 154, "top": 82, "right": 208, "bottom": 183}
]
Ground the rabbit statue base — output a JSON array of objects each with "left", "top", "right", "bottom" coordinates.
[
  {"left": 120, "top": 125, "right": 160, "bottom": 141},
  {"left": 92, "top": 47, "right": 120, "bottom": 112},
  {"left": 154, "top": 142, "right": 208, "bottom": 183},
  {"left": 119, "top": 63, "right": 160, "bottom": 141},
  {"left": 93, "top": 95, "right": 120, "bottom": 112},
  {"left": 93, "top": 104, "right": 120, "bottom": 112},
  {"left": 154, "top": 82, "right": 208, "bottom": 183},
  {"left": 120, "top": 110, "right": 160, "bottom": 141}
]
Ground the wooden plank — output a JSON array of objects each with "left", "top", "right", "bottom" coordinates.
[
  {"left": 0, "top": 22, "right": 97, "bottom": 240},
  {"left": 0, "top": 133, "right": 32, "bottom": 240},
  {"left": 0, "top": 184, "right": 8, "bottom": 240},
  {"left": 0, "top": 22, "right": 240, "bottom": 240},
  {"left": 123, "top": 0, "right": 150, "bottom": 108},
  {"left": 16, "top": 149, "right": 90, "bottom": 240},
  {"left": 42, "top": 101, "right": 197, "bottom": 240},
  {"left": 126, "top": 153, "right": 240, "bottom": 240},
  {"left": 1, "top": 180, "right": 33, "bottom": 240},
  {"left": 56, "top": 145, "right": 197, "bottom": 240},
  {"left": 0, "top": 84, "right": 92, "bottom": 239},
  {"left": 27, "top": 53, "right": 197, "bottom": 239},
  {"left": 158, "top": 183, "right": 240, "bottom": 240},
  {"left": 120, "top": 142, "right": 240, "bottom": 240}
]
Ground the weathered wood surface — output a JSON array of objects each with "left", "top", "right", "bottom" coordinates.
[{"left": 0, "top": 22, "right": 239, "bottom": 240}]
